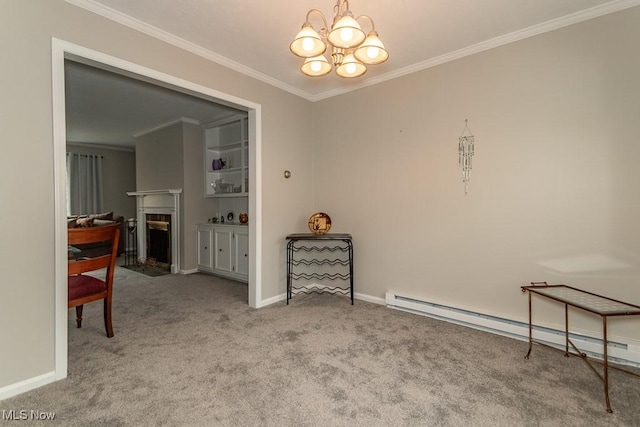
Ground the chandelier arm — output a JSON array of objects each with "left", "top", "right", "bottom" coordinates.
[
  {"left": 355, "top": 15, "right": 376, "bottom": 33},
  {"left": 335, "top": 0, "right": 350, "bottom": 17},
  {"left": 305, "top": 9, "right": 329, "bottom": 34}
]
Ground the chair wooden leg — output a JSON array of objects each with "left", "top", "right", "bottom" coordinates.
[
  {"left": 104, "top": 298, "right": 114, "bottom": 338},
  {"left": 75, "top": 305, "right": 83, "bottom": 328}
]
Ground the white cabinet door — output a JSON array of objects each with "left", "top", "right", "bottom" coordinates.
[
  {"left": 214, "top": 228, "right": 233, "bottom": 273},
  {"left": 197, "top": 225, "right": 213, "bottom": 272},
  {"left": 196, "top": 226, "right": 213, "bottom": 272},
  {"left": 234, "top": 228, "right": 249, "bottom": 276},
  {"left": 197, "top": 224, "right": 248, "bottom": 283}
]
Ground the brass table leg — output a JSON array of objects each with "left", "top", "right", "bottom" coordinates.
[
  {"left": 564, "top": 304, "right": 570, "bottom": 358},
  {"left": 525, "top": 291, "right": 533, "bottom": 359},
  {"left": 603, "top": 316, "right": 612, "bottom": 413}
]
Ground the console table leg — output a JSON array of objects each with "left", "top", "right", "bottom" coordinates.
[
  {"left": 286, "top": 241, "right": 292, "bottom": 305},
  {"left": 564, "top": 304, "right": 570, "bottom": 358},
  {"left": 348, "top": 239, "right": 354, "bottom": 305},
  {"left": 525, "top": 292, "right": 533, "bottom": 359},
  {"left": 603, "top": 316, "right": 612, "bottom": 413}
]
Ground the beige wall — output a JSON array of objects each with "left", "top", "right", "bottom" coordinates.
[
  {"left": 0, "top": 0, "right": 313, "bottom": 391},
  {"left": 3, "top": 0, "right": 638, "bottom": 397},
  {"left": 66, "top": 143, "right": 136, "bottom": 220},
  {"left": 312, "top": 7, "right": 640, "bottom": 341},
  {"left": 135, "top": 122, "right": 184, "bottom": 191}
]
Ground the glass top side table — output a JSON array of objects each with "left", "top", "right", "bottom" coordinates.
[{"left": 521, "top": 282, "right": 640, "bottom": 413}]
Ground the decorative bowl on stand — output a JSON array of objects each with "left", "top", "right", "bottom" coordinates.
[{"left": 308, "top": 212, "right": 331, "bottom": 235}]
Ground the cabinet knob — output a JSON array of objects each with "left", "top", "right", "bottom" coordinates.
[
  {"left": 219, "top": 248, "right": 222, "bottom": 252},
  {"left": 204, "top": 246, "right": 208, "bottom": 250}
]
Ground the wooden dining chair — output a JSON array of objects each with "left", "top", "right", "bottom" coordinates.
[{"left": 68, "top": 223, "right": 121, "bottom": 338}]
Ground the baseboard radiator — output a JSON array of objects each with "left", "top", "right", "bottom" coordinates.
[{"left": 385, "top": 292, "right": 640, "bottom": 368}]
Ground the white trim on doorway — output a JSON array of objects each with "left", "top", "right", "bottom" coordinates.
[{"left": 51, "top": 38, "right": 263, "bottom": 390}]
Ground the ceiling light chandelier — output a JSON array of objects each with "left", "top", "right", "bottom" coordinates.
[{"left": 290, "top": 0, "right": 389, "bottom": 78}]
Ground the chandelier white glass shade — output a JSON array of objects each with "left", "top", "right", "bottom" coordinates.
[
  {"left": 290, "top": 0, "right": 388, "bottom": 78},
  {"left": 290, "top": 24, "right": 326, "bottom": 57},
  {"left": 301, "top": 55, "right": 332, "bottom": 77},
  {"left": 327, "top": 12, "right": 365, "bottom": 48},
  {"left": 336, "top": 53, "right": 367, "bottom": 78}
]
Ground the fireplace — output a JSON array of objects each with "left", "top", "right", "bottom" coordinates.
[
  {"left": 146, "top": 214, "right": 171, "bottom": 268},
  {"left": 127, "top": 189, "right": 182, "bottom": 273}
]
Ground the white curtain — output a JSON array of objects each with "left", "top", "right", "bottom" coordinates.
[{"left": 66, "top": 152, "right": 104, "bottom": 216}]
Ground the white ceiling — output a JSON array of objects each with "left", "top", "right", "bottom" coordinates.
[
  {"left": 65, "top": 61, "right": 243, "bottom": 147},
  {"left": 64, "top": 0, "right": 639, "bottom": 147}
]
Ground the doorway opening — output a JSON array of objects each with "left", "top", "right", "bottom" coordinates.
[{"left": 53, "top": 38, "right": 263, "bottom": 383}]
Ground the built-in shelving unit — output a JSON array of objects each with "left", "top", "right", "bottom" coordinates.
[{"left": 204, "top": 114, "right": 249, "bottom": 198}]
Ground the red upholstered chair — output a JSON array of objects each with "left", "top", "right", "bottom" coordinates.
[{"left": 68, "top": 223, "right": 120, "bottom": 338}]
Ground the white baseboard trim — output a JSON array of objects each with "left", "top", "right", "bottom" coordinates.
[
  {"left": 258, "top": 287, "right": 384, "bottom": 308},
  {"left": 179, "top": 268, "right": 199, "bottom": 275},
  {"left": 386, "top": 292, "right": 640, "bottom": 368},
  {"left": 258, "top": 293, "right": 287, "bottom": 308},
  {"left": 355, "top": 292, "right": 385, "bottom": 305},
  {"left": 0, "top": 371, "right": 57, "bottom": 401}
]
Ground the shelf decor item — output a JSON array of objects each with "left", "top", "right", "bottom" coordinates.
[
  {"left": 308, "top": 212, "right": 332, "bottom": 235},
  {"left": 458, "top": 119, "right": 475, "bottom": 195},
  {"left": 239, "top": 213, "right": 248, "bottom": 224},
  {"left": 212, "top": 158, "right": 226, "bottom": 170}
]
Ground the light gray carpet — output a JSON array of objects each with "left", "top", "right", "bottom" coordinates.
[
  {"left": 4, "top": 268, "right": 640, "bottom": 426},
  {"left": 121, "top": 264, "right": 171, "bottom": 277}
]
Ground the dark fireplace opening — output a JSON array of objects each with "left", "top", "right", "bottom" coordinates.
[{"left": 146, "top": 214, "right": 171, "bottom": 269}]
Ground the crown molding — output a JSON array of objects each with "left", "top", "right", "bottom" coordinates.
[
  {"left": 309, "top": 0, "right": 640, "bottom": 101},
  {"left": 67, "top": 116, "right": 203, "bottom": 150},
  {"left": 66, "top": 141, "right": 134, "bottom": 152},
  {"left": 132, "top": 117, "right": 200, "bottom": 138},
  {"left": 66, "top": 0, "right": 640, "bottom": 103},
  {"left": 64, "top": 0, "right": 313, "bottom": 100}
]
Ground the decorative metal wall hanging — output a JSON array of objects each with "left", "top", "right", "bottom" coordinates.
[{"left": 458, "top": 119, "right": 475, "bottom": 195}]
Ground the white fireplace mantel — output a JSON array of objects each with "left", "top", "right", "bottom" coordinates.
[{"left": 127, "top": 189, "right": 182, "bottom": 273}]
